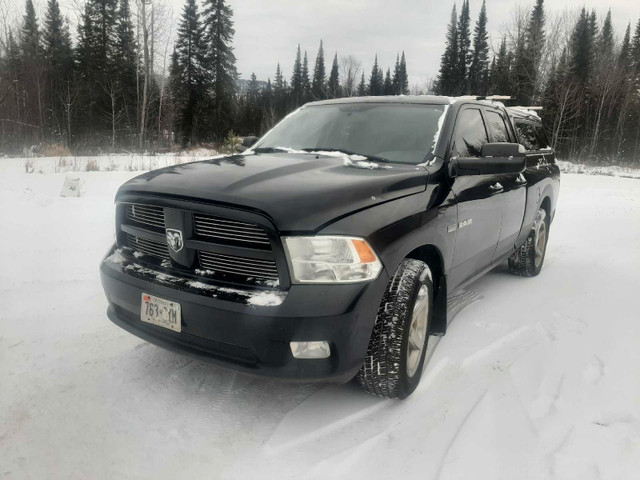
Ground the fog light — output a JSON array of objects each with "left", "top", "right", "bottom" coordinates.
[{"left": 290, "top": 341, "right": 330, "bottom": 359}]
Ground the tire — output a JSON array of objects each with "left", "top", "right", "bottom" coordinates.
[
  {"left": 357, "top": 258, "right": 433, "bottom": 399},
  {"left": 508, "top": 207, "right": 549, "bottom": 277}
]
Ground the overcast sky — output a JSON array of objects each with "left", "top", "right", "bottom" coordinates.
[
  {"left": 9, "top": 0, "right": 639, "bottom": 85},
  {"left": 227, "top": 0, "right": 638, "bottom": 85}
]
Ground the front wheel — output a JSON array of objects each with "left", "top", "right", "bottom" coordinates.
[
  {"left": 357, "top": 259, "right": 433, "bottom": 399},
  {"left": 508, "top": 207, "right": 549, "bottom": 277}
]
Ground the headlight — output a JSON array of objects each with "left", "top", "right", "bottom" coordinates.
[{"left": 282, "top": 236, "right": 382, "bottom": 283}]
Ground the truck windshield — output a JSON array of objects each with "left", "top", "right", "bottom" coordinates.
[{"left": 254, "top": 103, "right": 447, "bottom": 165}]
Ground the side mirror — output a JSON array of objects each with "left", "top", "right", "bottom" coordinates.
[
  {"left": 242, "top": 136, "right": 259, "bottom": 148},
  {"left": 449, "top": 143, "right": 526, "bottom": 177}
]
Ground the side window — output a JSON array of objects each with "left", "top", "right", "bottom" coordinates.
[
  {"left": 535, "top": 124, "right": 551, "bottom": 150},
  {"left": 452, "top": 109, "right": 489, "bottom": 158},
  {"left": 515, "top": 121, "right": 540, "bottom": 151},
  {"left": 486, "top": 111, "right": 510, "bottom": 143}
]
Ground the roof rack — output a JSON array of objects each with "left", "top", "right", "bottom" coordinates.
[
  {"left": 480, "top": 95, "right": 512, "bottom": 101},
  {"left": 511, "top": 106, "right": 543, "bottom": 111}
]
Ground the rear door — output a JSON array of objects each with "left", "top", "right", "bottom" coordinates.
[
  {"left": 484, "top": 108, "right": 527, "bottom": 261},
  {"left": 448, "top": 106, "right": 503, "bottom": 289}
]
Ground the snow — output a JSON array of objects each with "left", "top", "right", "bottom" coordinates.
[
  {"left": 1, "top": 156, "right": 640, "bottom": 479},
  {"left": 557, "top": 160, "right": 640, "bottom": 179},
  {"left": 262, "top": 147, "right": 393, "bottom": 170}
]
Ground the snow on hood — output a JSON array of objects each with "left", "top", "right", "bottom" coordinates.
[{"left": 267, "top": 147, "right": 393, "bottom": 170}]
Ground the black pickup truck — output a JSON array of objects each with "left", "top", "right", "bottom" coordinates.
[{"left": 100, "top": 96, "right": 560, "bottom": 399}]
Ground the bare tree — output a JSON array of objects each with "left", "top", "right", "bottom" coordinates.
[
  {"left": 58, "top": 80, "right": 79, "bottom": 148},
  {"left": 339, "top": 55, "right": 362, "bottom": 97},
  {"left": 100, "top": 79, "right": 125, "bottom": 150}
]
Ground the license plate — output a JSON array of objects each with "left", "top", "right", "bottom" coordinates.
[{"left": 140, "top": 293, "right": 181, "bottom": 332}]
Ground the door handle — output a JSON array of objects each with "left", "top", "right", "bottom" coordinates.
[{"left": 489, "top": 182, "right": 504, "bottom": 192}]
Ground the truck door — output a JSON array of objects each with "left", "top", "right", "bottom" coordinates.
[
  {"left": 448, "top": 106, "right": 503, "bottom": 289},
  {"left": 484, "top": 109, "right": 527, "bottom": 261}
]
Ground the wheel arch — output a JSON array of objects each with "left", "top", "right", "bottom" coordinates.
[{"left": 405, "top": 244, "right": 448, "bottom": 336}]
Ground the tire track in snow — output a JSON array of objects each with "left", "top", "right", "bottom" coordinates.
[{"left": 231, "top": 310, "right": 548, "bottom": 479}]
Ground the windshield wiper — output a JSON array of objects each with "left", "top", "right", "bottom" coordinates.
[
  {"left": 300, "top": 148, "right": 392, "bottom": 163},
  {"left": 252, "top": 147, "right": 292, "bottom": 154}
]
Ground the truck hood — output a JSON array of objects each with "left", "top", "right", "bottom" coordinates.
[{"left": 117, "top": 152, "right": 428, "bottom": 231}]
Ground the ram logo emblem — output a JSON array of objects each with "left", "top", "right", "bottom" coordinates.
[{"left": 166, "top": 229, "right": 184, "bottom": 253}]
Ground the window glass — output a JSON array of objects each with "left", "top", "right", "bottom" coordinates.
[
  {"left": 486, "top": 111, "right": 510, "bottom": 142},
  {"left": 535, "top": 124, "right": 551, "bottom": 150},
  {"left": 256, "top": 103, "right": 447, "bottom": 164},
  {"left": 452, "top": 109, "right": 488, "bottom": 158},
  {"left": 515, "top": 121, "right": 540, "bottom": 151}
]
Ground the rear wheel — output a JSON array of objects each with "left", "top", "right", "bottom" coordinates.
[
  {"left": 357, "top": 259, "right": 433, "bottom": 399},
  {"left": 508, "top": 207, "right": 549, "bottom": 277}
]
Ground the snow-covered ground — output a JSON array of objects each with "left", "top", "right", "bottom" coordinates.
[{"left": 1, "top": 156, "right": 639, "bottom": 480}]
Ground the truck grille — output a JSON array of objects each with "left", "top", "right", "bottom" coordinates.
[
  {"left": 127, "top": 204, "right": 165, "bottom": 229},
  {"left": 119, "top": 201, "right": 283, "bottom": 288},
  {"left": 126, "top": 233, "right": 170, "bottom": 260},
  {"left": 194, "top": 214, "right": 270, "bottom": 247},
  {"left": 199, "top": 251, "right": 278, "bottom": 280}
]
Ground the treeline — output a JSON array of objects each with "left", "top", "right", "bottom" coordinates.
[
  {"left": 0, "top": 0, "right": 172, "bottom": 153},
  {"left": 3, "top": 0, "right": 640, "bottom": 163},
  {"left": 0, "top": 0, "right": 410, "bottom": 154},
  {"left": 435, "top": 0, "right": 640, "bottom": 162},
  {"left": 235, "top": 45, "right": 410, "bottom": 137}
]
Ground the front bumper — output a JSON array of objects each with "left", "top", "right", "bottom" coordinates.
[{"left": 100, "top": 246, "right": 389, "bottom": 383}]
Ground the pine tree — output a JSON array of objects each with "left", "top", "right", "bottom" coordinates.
[
  {"left": 113, "top": 0, "right": 137, "bottom": 136},
  {"left": 43, "top": 0, "right": 72, "bottom": 73},
  {"left": 290, "top": 45, "right": 303, "bottom": 106},
  {"left": 490, "top": 36, "right": 512, "bottom": 95},
  {"left": 468, "top": 0, "right": 489, "bottom": 95},
  {"left": 619, "top": 23, "right": 631, "bottom": 69},
  {"left": 328, "top": 52, "right": 340, "bottom": 98},
  {"left": 383, "top": 68, "right": 393, "bottom": 95},
  {"left": 436, "top": 4, "right": 458, "bottom": 95},
  {"left": 172, "top": 0, "right": 207, "bottom": 146},
  {"left": 398, "top": 52, "right": 409, "bottom": 94},
  {"left": 301, "top": 51, "right": 311, "bottom": 101},
  {"left": 598, "top": 9, "right": 614, "bottom": 58},
  {"left": 242, "top": 72, "right": 261, "bottom": 134},
  {"left": 521, "top": 0, "right": 546, "bottom": 104},
  {"left": 357, "top": 72, "right": 366, "bottom": 96},
  {"left": 392, "top": 54, "right": 401, "bottom": 94},
  {"left": 88, "top": 0, "right": 119, "bottom": 73},
  {"left": 22, "top": 0, "right": 40, "bottom": 62},
  {"left": 455, "top": 0, "right": 471, "bottom": 95},
  {"left": 42, "top": 0, "right": 73, "bottom": 141},
  {"left": 21, "top": 0, "right": 43, "bottom": 140},
  {"left": 202, "top": 0, "right": 238, "bottom": 140},
  {"left": 311, "top": 40, "right": 326, "bottom": 100},
  {"left": 570, "top": 8, "right": 593, "bottom": 84},
  {"left": 273, "top": 62, "right": 287, "bottom": 115},
  {"left": 632, "top": 20, "right": 640, "bottom": 73},
  {"left": 368, "top": 54, "right": 384, "bottom": 95}
]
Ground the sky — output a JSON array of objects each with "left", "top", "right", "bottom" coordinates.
[
  {"left": 7, "top": 0, "right": 639, "bottom": 85},
  {"left": 227, "top": 0, "right": 638, "bottom": 85}
]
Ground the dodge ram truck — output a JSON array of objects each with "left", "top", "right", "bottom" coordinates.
[{"left": 100, "top": 95, "right": 560, "bottom": 399}]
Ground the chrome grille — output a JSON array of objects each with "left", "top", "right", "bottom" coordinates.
[
  {"left": 126, "top": 234, "right": 170, "bottom": 260},
  {"left": 126, "top": 204, "right": 165, "bottom": 229},
  {"left": 194, "top": 214, "right": 270, "bottom": 247},
  {"left": 199, "top": 251, "right": 278, "bottom": 280}
]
